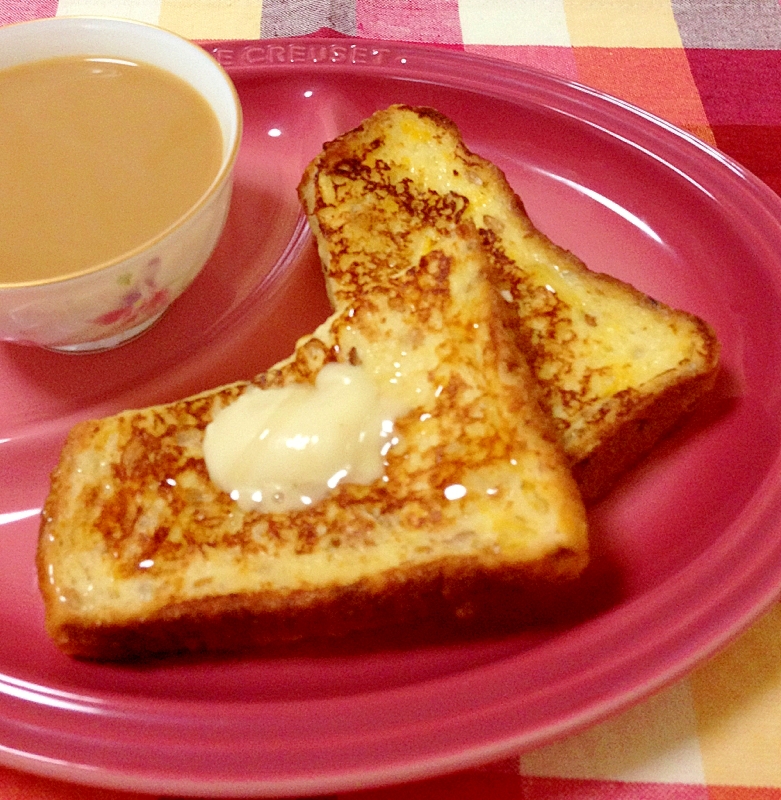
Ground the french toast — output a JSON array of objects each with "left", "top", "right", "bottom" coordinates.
[
  {"left": 298, "top": 105, "right": 721, "bottom": 500},
  {"left": 38, "top": 218, "right": 588, "bottom": 660}
]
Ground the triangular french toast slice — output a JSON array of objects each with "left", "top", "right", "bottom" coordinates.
[
  {"left": 298, "top": 105, "right": 720, "bottom": 500},
  {"left": 38, "top": 218, "right": 588, "bottom": 660}
]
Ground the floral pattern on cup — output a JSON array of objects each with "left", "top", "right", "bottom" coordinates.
[{"left": 92, "top": 258, "right": 171, "bottom": 329}]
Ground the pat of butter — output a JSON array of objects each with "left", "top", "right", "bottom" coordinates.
[{"left": 203, "top": 363, "right": 405, "bottom": 512}]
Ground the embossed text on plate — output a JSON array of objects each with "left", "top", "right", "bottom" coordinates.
[{"left": 207, "top": 41, "right": 408, "bottom": 69}]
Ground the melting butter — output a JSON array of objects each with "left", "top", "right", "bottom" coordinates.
[{"left": 203, "top": 363, "right": 406, "bottom": 512}]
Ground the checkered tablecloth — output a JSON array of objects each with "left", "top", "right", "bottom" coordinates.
[{"left": 2, "top": 2, "right": 781, "bottom": 799}]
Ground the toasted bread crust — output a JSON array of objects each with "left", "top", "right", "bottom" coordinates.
[
  {"left": 45, "top": 551, "right": 583, "bottom": 660},
  {"left": 38, "top": 221, "right": 588, "bottom": 660},
  {"left": 299, "top": 105, "right": 720, "bottom": 500}
]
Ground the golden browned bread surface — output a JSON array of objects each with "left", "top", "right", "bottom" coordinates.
[
  {"left": 298, "top": 105, "right": 720, "bottom": 500},
  {"left": 38, "top": 216, "right": 588, "bottom": 660}
]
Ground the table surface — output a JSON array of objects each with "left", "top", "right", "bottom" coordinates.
[{"left": 2, "top": 2, "right": 781, "bottom": 799}]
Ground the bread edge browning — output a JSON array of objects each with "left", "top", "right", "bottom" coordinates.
[
  {"left": 559, "top": 296, "right": 720, "bottom": 500},
  {"left": 43, "top": 548, "right": 586, "bottom": 660}
]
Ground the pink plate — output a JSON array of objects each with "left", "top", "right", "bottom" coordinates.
[{"left": 2, "top": 38, "right": 781, "bottom": 797}]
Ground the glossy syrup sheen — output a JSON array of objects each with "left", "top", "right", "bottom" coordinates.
[{"left": 0, "top": 56, "right": 223, "bottom": 284}]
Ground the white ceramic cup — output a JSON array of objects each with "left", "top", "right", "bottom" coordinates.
[{"left": 0, "top": 16, "right": 242, "bottom": 352}]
